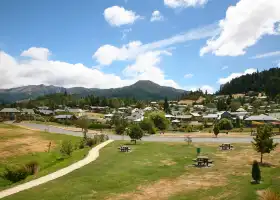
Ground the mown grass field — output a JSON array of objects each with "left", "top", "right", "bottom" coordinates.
[
  {"left": 4, "top": 141, "right": 280, "bottom": 200},
  {"left": 0, "top": 123, "right": 89, "bottom": 190}
]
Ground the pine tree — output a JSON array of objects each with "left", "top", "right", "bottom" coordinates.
[{"left": 163, "top": 97, "right": 169, "bottom": 113}]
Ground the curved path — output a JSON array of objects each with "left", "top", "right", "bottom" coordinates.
[
  {"left": 18, "top": 122, "right": 280, "bottom": 143},
  {"left": 0, "top": 140, "right": 113, "bottom": 199}
]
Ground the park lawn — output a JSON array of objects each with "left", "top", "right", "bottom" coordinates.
[
  {"left": 0, "top": 123, "right": 90, "bottom": 190},
  {"left": 4, "top": 141, "right": 280, "bottom": 200}
]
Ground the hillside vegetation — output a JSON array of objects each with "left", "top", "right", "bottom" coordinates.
[{"left": 219, "top": 68, "right": 280, "bottom": 98}]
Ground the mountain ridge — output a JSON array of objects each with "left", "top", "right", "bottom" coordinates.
[{"left": 0, "top": 80, "right": 186, "bottom": 103}]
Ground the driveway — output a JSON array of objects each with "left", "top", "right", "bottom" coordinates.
[{"left": 18, "top": 122, "right": 280, "bottom": 143}]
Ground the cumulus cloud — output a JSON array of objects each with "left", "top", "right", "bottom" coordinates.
[
  {"left": 184, "top": 73, "right": 194, "bottom": 78},
  {"left": 164, "top": 0, "right": 208, "bottom": 8},
  {"left": 93, "top": 23, "right": 219, "bottom": 65},
  {"left": 218, "top": 68, "right": 257, "bottom": 84},
  {"left": 150, "top": 10, "right": 164, "bottom": 22},
  {"left": 104, "top": 6, "right": 141, "bottom": 27},
  {"left": 122, "top": 50, "right": 180, "bottom": 88},
  {"left": 20, "top": 47, "right": 51, "bottom": 60},
  {"left": 200, "top": 0, "right": 280, "bottom": 56},
  {"left": 0, "top": 48, "right": 181, "bottom": 89},
  {"left": 251, "top": 51, "right": 280, "bottom": 59}
]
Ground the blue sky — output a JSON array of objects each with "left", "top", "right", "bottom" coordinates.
[{"left": 0, "top": 0, "right": 280, "bottom": 93}]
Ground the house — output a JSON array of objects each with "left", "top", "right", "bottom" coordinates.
[
  {"left": 174, "top": 115, "right": 193, "bottom": 123},
  {"left": 230, "top": 111, "right": 249, "bottom": 120},
  {"left": 126, "top": 112, "right": 144, "bottom": 122},
  {"left": 38, "top": 109, "right": 54, "bottom": 115},
  {"left": 218, "top": 111, "right": 232, "bottom": 120},
  {"left": 21, "top": 109, "right": 35, "bottom": 115},
  {"left": 54, "top": 109, "right": 66, "bottom": 113},
  {"left": 245, "top": 114, "right": 278, "bottom": 122},
  {"left": 67, "top": 108, "right": 85, "bottom": 117},
  {"left": 203, "top": 114, "right": 218, "bottom": 121},
  {"left": 190, "top": 112, "right": 202, "bottom": 121},
  {"left": 90, "top": 106, "right": 108, "bottom": 113},
  {"left": 236, "top": 107, "right": 246, "bottom": 112},
  {"left": 54, "top": 115, "right": 76, "bottom": 120},
  {"left": 37, "top": 106, "right": 49, "bottom": 110},
  {"left": 268, "top": 113, "right": 280, "bottom": 120},
  {"left": 104, "top": 114, "right": 114, "bottom": 120},
  {"left": 0, "top": 108, "right": 21, "bottom": 120}
]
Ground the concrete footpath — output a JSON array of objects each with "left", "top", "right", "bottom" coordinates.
[{"left": 0, "top": 140, "right": 113, "bottom": 199}]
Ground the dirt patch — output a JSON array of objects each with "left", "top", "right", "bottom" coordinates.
[
  {"left": 0, "top": 129, "right": 54, "bottom": 159},
  {"left": 160, "top": 159, "right": 176, "bottom": 166},
  {"left": 107, "top": 172, "right": 227, "bottom": 200}
]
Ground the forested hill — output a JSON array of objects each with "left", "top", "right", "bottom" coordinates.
[
  {"left": 0, "top": 80, "right": 185, "bottom": 103},
  {"left": 218, "top": 68, "right": 280, "bottom": 98}
]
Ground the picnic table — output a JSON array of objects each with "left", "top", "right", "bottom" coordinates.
[
  {"left": 118, "top": 146, "right": 131, "bottom": 152},
  {"left": 192, "top": 156, "right": 213, "bottom": 167},
  {"left": 219, "top": 143, "right": 234, "bottom": 150}
]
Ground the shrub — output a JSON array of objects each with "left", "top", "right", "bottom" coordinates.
[
  {"left": 60, "top": 140, "right": 74, "bottom": 156},
  {"left": 218, "top": 118, "right": 233, "bottom": 131},
  {"left": 140, "top": 118, "right": 156, "bottom": 134},
  {"left": 259, "top": 189, "right": 280, "bottom": 200},
  {"left": 86, "top": 138, "right": 95, "bottom": 147},
  {"left": 78, "top": 139, "right": 85, "bottom": 149},
  {"left": 2, "top": 165, "right": 30, "bottom": 183},
  {"left": 252, "top": 160, "right": 261, "bottom": 183},
  {"left": 213, "top": 125, "right": 220, "bottom": 137},
  {"left": 25, "top": 161, "right": 39, "bottom": 175},
  {"left": 89, "top": 123, "right": 111, "bottom": 130}
]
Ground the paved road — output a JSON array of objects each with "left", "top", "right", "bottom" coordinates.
[
  {"left": 0, "top": 140, "right": 113, "bottom": 199},
  {"left": 19, "top": 122, "right": 280, "bottom": 143}
]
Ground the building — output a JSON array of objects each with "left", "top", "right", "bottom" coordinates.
[
  {"left": 38, "top": 109, "right": 54, "bottom": 115},
  {"left": 245, "top": 114, "right": 278, "bottom": 122},
  {"left": 21, "top": 109, "right": 35, "bottom": 115},
  {"left": 0, "top": 108, "right": 21, "bottom": 120},
  {"left": 174, "top": 115, "right": 193, "bottom": 123},
  {"left": 67, "top": 108, "right": 85, "bottom": 117},
  {"left": 54, "top": 115, "right": 76, "bottom": 120}
]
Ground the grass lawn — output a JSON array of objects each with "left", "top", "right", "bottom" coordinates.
[
  {"left": 0, "top": 123, "right": 90, "bottom": 190},
  {"left": 4, "top": 141, "right": 280, "bottom": 200}
]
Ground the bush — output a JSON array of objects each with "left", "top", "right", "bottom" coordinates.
[
  {"left": 60, "top": 140, "right": 74, "bottom": 156},
  {"left": 140, "top": 118, "right": 156, "bottom": 134},
  {"left": 115, "top": 124, "right": 126, "bottom": 135},
  {"left": 25, "top": 161, "right": 39, "bottom": 175},
  {"left": 148, "top": 112, "right": 169, "bottom": 131},
  {"left": 89, "top": 123, "right": 111, "bottom": 130},
  {"left": 252, "top": 160, "right": 261, "bottom": 183},
  {"left": 86, "top": 138, "right": 95, "bottom": 147},
  {"left": 218, "top": 118, "right": 233, "bottom": 131},
  {"left": 78, "top": 139, "right": 85, "bottom": 149},
  {"left": 213, "top": 125, "right": 220, "bottom": 137},
  {"left": 259, "top": 189, "right": 280, "bottom": 200},
  {"left": 2, "top": 165, "right": 31, "bottom": 183}
]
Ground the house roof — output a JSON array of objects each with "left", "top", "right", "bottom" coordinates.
[
  {"left": 0, "top": 108, "right": 21, "bottom": 113},
  {"left": 236, "top": 108, "right": 246, "bottom": 112},
  {"left": 54, "top": 115, "right": 73, "bottom": 119},
  {"left": 22, "top": 109, "right": 35, "bottom": 114},
  {"left": 67, "top": 109, "right": 84, "bottom": 113},
  {"left": 38, "top": 110, "right": 54, "bottom": 115},
  {"left": 175, "top": 115, "right": 192, "bottom": 119},
  {"left": 245, "top": 114, "right": 278, "bottom": 121},
  {"left": 104, "top": 114, "right": 113, "bottom": 117},
  {"left": 172, "top": 119, "right": 180, "bottom": 123},
  {"left": 190, "top": 112, "right": 201, "bottom": 117},
  {"left": 203, "top": 114, "right": 218, "bottom": 119},
  {"left": 165, "top": 114, "right": 175, "bottom": 118}
]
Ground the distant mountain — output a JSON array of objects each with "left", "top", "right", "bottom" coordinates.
[
  {"left": 0, "top": 80, "right": 186, "bottom": 103},
  {"left": 218, "top": 68, "right": 280, "bottom": 98}
]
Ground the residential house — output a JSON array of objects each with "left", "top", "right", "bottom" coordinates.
[
  {"left": 0, "top": 108, "right": 21, "bottom": 120},
  {"left": 54, "top": 115, "right": 76, "bottom": 120},
  {"left": 67, "top": 108, "right": 85, "bottom": 117},
  {"left": 268, "top": 113, "right": 280, "bottom": 120},
  {"left": 190, "top": 112, "right": 202, "bottom": 121},
  {"left": 174, "top": 115, "right": 193, "bottom": 123},
  {"left": 90, "top": 106, "right": 108, "bottom": 113},
  {"left": 21, "top": 108, "right": 35, "bottom": 115},
  {"left": 245, "top": 114, "right": 278, "bottom": 122},
  {"left": 125, "top": 112, "right": 144, "bottom": 122},
  {"left": 38, "top": 109, "right": 54, "bottom": 115}
]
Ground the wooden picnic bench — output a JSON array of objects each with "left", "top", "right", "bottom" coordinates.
[
  {"left": 118, "top": 146, "right": 131, "bottom": 152},
  {"left": 193, "top": 156, "right": 213, "bottom": 167},
  {"left": 219, "top": 143, "right": 234, "bottom": 150}
]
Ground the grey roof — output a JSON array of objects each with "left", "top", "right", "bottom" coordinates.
[
  {"left": 191, "top": 112, "right": 201, "bottom": 117},
  {"left": 0, "top": 108, "right": 20, "bottom": 113},
  {"left": 203, "top": 114, "right": 218, "bottom": 119},
  {"left": 245, "top": 114, "right": 278, "bottom": 121},
  {"left": 54, "top": 115, "right": 73, "bottom": 119},
  {"left": 22, "top": 109, "right": 35, "bottom": 114},
  {"left": 39, "top": 110, "right": 54, "bottom": 115},
  {"left": 175, "top": 115, "right": 192, "bottom": 119}
]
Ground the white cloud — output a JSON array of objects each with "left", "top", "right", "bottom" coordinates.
[
  {"left": 93, "top": 23, "right": 219, "bottom": 65},
  {"left": 164, "top": 0, "right": 208, "bottom": 8},
  {"left": 218, "top": 68, "right": 257, "bottom": 84},
  {"left": 150, "top": 10, "right": 164, "bottom": 22},
  {"left": 200, "top": 0, "right": 280, "bottom": 56},
  {"left": 184, "top": 73, "right": 194, "bottom": 78},
  {"left": 122, "top": 50, "right": 180, "bottom": 88},
  {"left": 251, "top": 51, "right": 280, "bottom": 59},
  {"left": 0, "top": 48, "right": 181, "bottom": 90},
  {"left": 121, "top": 28, "right": 132, "bottom": 40},
  {"left": 222, "top": 66, "right": 228, "bottom": 70},
  {"left": 20, "top": 47, "right": 51, "bottom": 60},
  {"left": 104, "top": 6, "right": 141, "bottom": 27}
]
